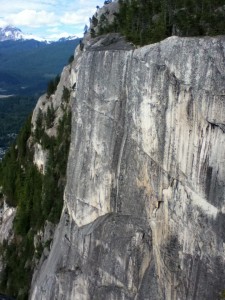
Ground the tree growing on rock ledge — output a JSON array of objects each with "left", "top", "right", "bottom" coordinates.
[
  {"left": 46, "top": 74, "right": 60, "bottom": 98},
  {"left": 99, "top": 0, "right": 225, "bottom": 45}
]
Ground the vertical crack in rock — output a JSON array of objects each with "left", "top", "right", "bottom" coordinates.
[
  {"left": 30, "top": 36, "right": 225, "bottom": 300},
  {"left": 115, "top": 124, "right": 128, "bottom": 212}
]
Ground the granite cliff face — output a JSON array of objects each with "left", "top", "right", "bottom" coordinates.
[{"left": 30, "top": 35, "right": 225, "bottom": 299}]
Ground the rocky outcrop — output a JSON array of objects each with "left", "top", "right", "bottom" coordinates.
[
  {"left": 31, "top": 60, "right": 76, "bottom": 174},
  {"left": 0, "top": 200, "right": 15, "bottom": 244},
  {"left": 30, "top": 35, "right": 225, "bottom": 299}
]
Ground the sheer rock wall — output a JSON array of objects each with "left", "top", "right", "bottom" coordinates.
[{"left": 30, "top": 35, "right": 225, "bottom": 300}]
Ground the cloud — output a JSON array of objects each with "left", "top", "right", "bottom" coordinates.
[
  {"left": 46, "top": 27, "right": 60, "bottom": 33},
  {"left": 60, "top": 9, "right": 95, "bottom": 25},
  {"left": 1, "top": 5, "right": 97, "bottom": 28},
  {"left": 47, "top": 31, "right": 73, "bottom": 40},
  {"left": 0, "top": 1, "right": 56, "bottom": 14},
  {"left": 4, "top": 10, "right": 58, "bottom": 27},
  {"left": 45, "top": 26, "right": 84, "bottom": 40},
  {"left": 78, "top": 0, "right": 99, "bottom": 6},
  {"left": 0, "top": 0, "right": 101, "bottom": 38},
  {"left": 0, "top": 19, "right": 7, "bottom": 28}
]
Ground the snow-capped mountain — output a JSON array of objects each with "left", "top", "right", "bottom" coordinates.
[
  {"left": 0, "top": 26, "right": 78, "bottom": 42},
  {"left": 0, "top": 26, "right": 46, "bottom": 42},
  {"left": 58, "top": 35, "right": 79, "bottom": 42}
]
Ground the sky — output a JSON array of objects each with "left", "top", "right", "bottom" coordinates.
[{"left": 0, "top": 0, "right": 102, "bottom": 40}]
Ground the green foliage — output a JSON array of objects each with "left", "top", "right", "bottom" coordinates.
[
  {"left": 0, "top": 95, "right": 37, "bottom": 158},
  {"left": 0, "top": 145, "right": 18, "bottom": 207},
  {"left": 41, "top": 110, "right": 71, "bottom": 223},
  {"left": 90, "top": 28, "right": 96, "bottom": 38},
  {"left": 0, "top": 95, "right": 72, "bottom": 297},
  {"left": 98, "top": 13, "right": 110, "bottom": 34},
  {"left": 0, "top": 230, "right": 35, "bottom": 299},
  {"left": 14, "top": 165, "right": 43, "bottom": 235},
  {"left": 221, "top": 290, "right": 225, "bottom": 299},
  {"left": 68, "top": 54, "right": 74, "bottom": 64},
  {"left": 92, "top": 15, "right": 98, "bottom": 27},
  {"left": 79, "top": 40, "right": 84, "bottom": 51},
  {"left": 0, "top": 39, "right": 81, "bottom": 96},
  {"left": 45, "top": 104, "right": 55, "bottom": 129},
  {"left": 62, "top": 86, "right": 70, "bottom": 104},
  {"left": 34, "top": 109, "right": 44, "bottom": 141},
  {"left": 32, "top": 104, "right": 71, "bottom": 224},
  {"left": 18, "top": 103, "right": 71, "bottom": 226},
  {"left": 46, "top": 74, "right": 60, "bottom": 98},
  {"left": 0, "top": 117, "right": 38, "bottom": 299},
  {"left": 99, "top": 0, "right": 225, "bottom": 45}
]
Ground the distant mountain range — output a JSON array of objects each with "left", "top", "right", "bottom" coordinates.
[
  {"left": 0, "top": 26, "right": 81, "bottom": 96},
  {"left": 0, "top": 26, "right": 81, "bottom": 158},
  {"left": 0, "top": 26, "right": 78, "bottom": 42}
]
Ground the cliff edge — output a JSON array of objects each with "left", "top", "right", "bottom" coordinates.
[{"left": 30, "top": 34, "right": 225, "bottom": 299}]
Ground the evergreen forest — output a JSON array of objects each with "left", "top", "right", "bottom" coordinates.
[
  {"left": 0, "top": 86, "right": 71, "bottom": 299},
  {"left": 0, "top": 96, "right": 37, "bottom": 159},
  {"left": 98, "top": 0, "right": 225, "bottom": 45}
]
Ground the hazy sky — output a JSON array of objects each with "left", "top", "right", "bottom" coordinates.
[{"left": 0, "top": 0, "right": 102, "bottom": 40}]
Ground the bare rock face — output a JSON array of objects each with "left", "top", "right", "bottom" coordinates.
[
  {"left": 0, "top": 200, "right": 15, "bottom": 244},
  {"left": 30, "top": 35, "right": 225, "bottom": 299}
]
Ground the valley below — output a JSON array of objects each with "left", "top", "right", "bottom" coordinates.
[
  {"left": 0, "top": 1, "right": 225, "bottom": 299},
  {"left": 0, "top": 37, "right": 80, "bottom": 159}
]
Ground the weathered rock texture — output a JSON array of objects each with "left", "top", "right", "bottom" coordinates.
[
  {"left": 0, "top": 200, "right": 15, "bottom": 244},
  {"left": 30, "top": 35, "right": 225, "bottom": 299}
]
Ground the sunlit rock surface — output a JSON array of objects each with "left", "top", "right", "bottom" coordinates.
[
  {"left": 0, "top": 200, "right": 15, "bottom": 244},
  {"left": 30, "top": 35, "right": 225, "bottom": 300}
]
